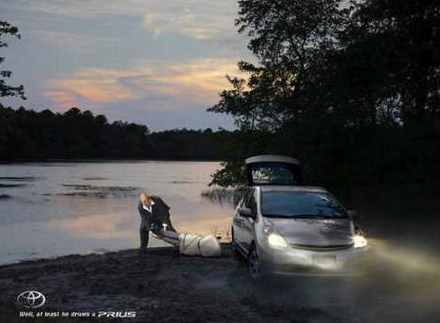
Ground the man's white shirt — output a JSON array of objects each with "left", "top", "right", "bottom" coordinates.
[{"left": 142, "top": 200, "right": 155, "bottom": 213}]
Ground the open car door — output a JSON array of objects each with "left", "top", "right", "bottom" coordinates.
[{"left": 245, "top": 155, "right": 303, "bottom": 186}]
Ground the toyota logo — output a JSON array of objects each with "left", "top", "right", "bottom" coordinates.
[{"left": 17, "top": 291, "right": 46, "bottom": 308}]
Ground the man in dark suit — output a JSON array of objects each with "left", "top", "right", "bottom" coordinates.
[{"left": 138, "top": 192, "right": 175, "bottom": 253}]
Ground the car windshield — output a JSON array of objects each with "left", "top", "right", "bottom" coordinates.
[{"left": 261, "top": 191, "right": 347, "bottom": 218}]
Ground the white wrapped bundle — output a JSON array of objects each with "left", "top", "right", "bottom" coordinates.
[{"left": 178, "top": 233, "right": 221, "bottom": 257}]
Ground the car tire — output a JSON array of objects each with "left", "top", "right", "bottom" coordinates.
[{"left": 248, "top": 244, "right": 261, "bottom": 279}]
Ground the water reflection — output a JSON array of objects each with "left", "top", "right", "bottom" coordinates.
[
  {"left": 0, "top": 161, "right": 233, "bottom": 264},
  {"left": 50, "top": 211, "right": 137, "bottom": 239},
  {"left": 48, "top": 200, "right": 232, "bottom": 241}
]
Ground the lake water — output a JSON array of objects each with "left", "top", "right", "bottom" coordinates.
[
  {"left": 0, "top": 161, "right": 233, "bottom": 264},
  {"left": 1, "top": 161, "right": 438, "bottom": 322}
]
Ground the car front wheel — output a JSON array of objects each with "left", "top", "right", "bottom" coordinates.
[
  {"left": 231, "top": 228, "right": 241, "bottom": 258},
  {"left": 248, "top": 245, "right": 261, "bottom": 279}
]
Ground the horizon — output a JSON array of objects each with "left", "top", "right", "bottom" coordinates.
[
  {"left": 1, "top": 0, "right": 251, "bottom": 131},
  {"left": 4, "top": 105, "right": 234, "bottom": 133}
]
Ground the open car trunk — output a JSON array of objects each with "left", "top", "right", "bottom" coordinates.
[{"left": 245, "top": 155, "right": 303, "bottom": 186}]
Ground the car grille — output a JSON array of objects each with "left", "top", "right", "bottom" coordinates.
[{"left": 290, "top": 243, "right": 353, "bottom": 251}]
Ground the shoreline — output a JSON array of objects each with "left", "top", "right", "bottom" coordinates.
[
  {"left": 0, "top": 245, "right": 177, "bottom": 268},
  {"left": 0, "top": 244, "right": 337, "bottom": 323},
  {"left": 0, "top": 158, "right": 225, "bottom": 164},
  {"left": 1, "top": 244, "right": 439, "bottom": 323},
  {"left": 0, "top": 245, "right": 178, "bottom": 267}
]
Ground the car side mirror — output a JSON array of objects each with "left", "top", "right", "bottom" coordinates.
[{"left": 239, "top": 207, "right": 253, "bottom": 218}]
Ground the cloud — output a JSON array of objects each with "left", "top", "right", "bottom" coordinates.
[
  {"left": 30, "top": 30, "right": 118, "bottom": 50},
  {"left": 142, "top": 3, "right": 234, "bottom": 40},
  {"left": 1, "top": 0, "right": 144, "bottom": 19},
  {"left": 4, "top": 1, "right": 240, "bottom": 42},
  {"left": 2, "top": 0, "right": 248, "bottom": 129},
  {"left": 49, "top": 69, "right": 141, "bottom": 104},
  {"left": 44, "top": 90, "right": 79, "bottom": 109},
  {"left": 45, "top": 58, "right": 243, "bottom": 109}
]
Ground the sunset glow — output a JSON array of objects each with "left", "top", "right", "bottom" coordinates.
[{"left": 1, "top": 0, "right": 251, "bottom": 129}]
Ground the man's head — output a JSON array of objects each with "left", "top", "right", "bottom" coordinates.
[{"left": 140, "top": 191, "right": 150, "bottom": 204}]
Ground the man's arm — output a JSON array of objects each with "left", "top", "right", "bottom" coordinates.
[
  {"left": 151, "top": 196, "right": 170, "bottom": 210},
  {"left": 138, "top": 202, "right": 150, "bottom": 218},
  {"left": 150, "top": 196, "right": 176, "bottom": 231}
]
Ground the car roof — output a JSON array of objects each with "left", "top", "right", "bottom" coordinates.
[
  {"left": 245, "top": 155, "right": 300, "bottom": 165},
  {"left": 258, "top": 185, "right": 327, "bottom": 193}
]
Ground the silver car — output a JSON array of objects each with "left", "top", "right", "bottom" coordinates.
[{"left": 232, "top": 155, "right": 369, "bottom": 278}]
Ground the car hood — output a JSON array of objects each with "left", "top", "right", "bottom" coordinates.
[{"left": 264, "top": 217, "right": 354, "bottom": 247}]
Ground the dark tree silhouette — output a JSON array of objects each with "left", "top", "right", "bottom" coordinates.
[
  {"left": 208, "top": 0, "right": 439, "bottom": 188},
  {"left": 0, "top": 106, "right": 232, "bottom": 161},
  {"left": 0, "top": 20, "right": 25, "bottom": 101}
]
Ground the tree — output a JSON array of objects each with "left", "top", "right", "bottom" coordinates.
[
  {"left": 0, "top": 20, "right": 25, "bottom": 102},
  {"left": 0, "top": 106, "right": 234, "bottom": 161},
  {"left": 209, "top": 0, "right": 439, "bottom": 188},
  {"left": 0, "top": 20, "right": 26, "bottom": 160}
]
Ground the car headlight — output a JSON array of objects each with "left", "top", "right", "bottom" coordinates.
[
  {"left": 267, "top": 233, "right": 288, "bottom": 249},
  {"left": 352, "top": 234, "right": 367, "bottom": 248}
]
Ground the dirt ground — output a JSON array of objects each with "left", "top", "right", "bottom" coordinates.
[
  {"left": 0, "top": 244, "right": 343, "bottom": 323},
  {"left": 1, "top": 243, "right": 439, "bottom": 323}
]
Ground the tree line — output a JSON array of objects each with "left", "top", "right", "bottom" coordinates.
[
  {"left": 0, "top": 20, "right": 230, "bottom": 162},
  {"left": 0, "top": 106, "right": 232, "bottom": 161},
  {"left": 1, "top": 2, "right": 439, "bottom": 190},
  {"left": 208, "top": 0, "right": 439, "bottom": 189}
]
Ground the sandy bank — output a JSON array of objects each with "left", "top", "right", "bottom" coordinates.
[
  {"left": 2, "top": 243, "right": 438, "bottom": 323},
  {"left": 0, "top": 244, "right": 332, "bottom": 323}
]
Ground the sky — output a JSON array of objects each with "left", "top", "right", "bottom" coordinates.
[{"left": 1, "top": 0, "right": 252, "bottom": 131}]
